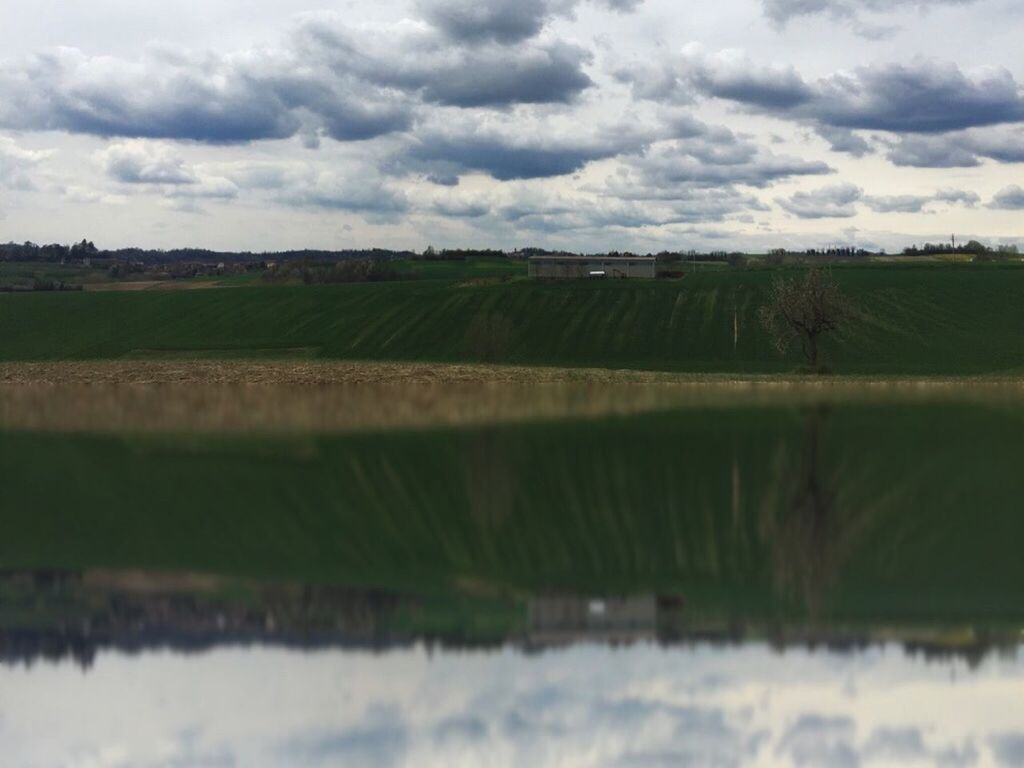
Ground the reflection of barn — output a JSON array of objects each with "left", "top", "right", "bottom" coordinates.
[
  {"left": 527, "top": 595, "right": 660, "bottom": 646},
  {"left": 528, "top": 255, "right": 657, "bottom": 279}
]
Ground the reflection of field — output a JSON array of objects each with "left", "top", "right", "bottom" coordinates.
[
  {"left": 3, "top": 399, "right": 1024, "bottom": 628},
  {"left": 2, "top": 567, "right": 1016, "bottom": 667},
  {"left": 83, "top": 279, "right": 226, "bottom": 292},
  {"left": 5, "top": 361, "right": 1024, "bottom": 434}
]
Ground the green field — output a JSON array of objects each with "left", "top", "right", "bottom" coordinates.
[
  {"left": 0, "top": 261, "right": 111, "bottom": 286},
  {"left": 3, "top": 260, "right": 1024, "bottom": 374}
]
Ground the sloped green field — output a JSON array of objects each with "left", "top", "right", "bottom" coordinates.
[{"left": 3, "top": 263, "right": 1024, "bottom": 373}]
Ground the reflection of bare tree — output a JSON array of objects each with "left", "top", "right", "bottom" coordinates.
[
  {"left": 463, "top": 429, "right": 517, "bottom": 528},
  {"left": 759, "top": 406, "right": 878, "bottom": 618}
]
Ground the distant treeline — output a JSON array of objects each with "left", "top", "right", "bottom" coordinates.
[
  {"left": 264, "top": 259, "right": 400, "bottom": 284},
  {"left": 0, "top": 240, "right": 100, "bottom": 262},
  {"left": 3, "top": 239, "right": 1022, "bottom": 267},
  {"left": 0, "top": 240, "right": 418, "bottom": 265},
  {"left": 418, "top": 247, "right": 506, "bottom": 261},
  {"left": 903, "top": 241, "right": 1020, "bottom": 257},
  {"left": 1, "top": 240, "right": 722, "bottom": 266},
  {"left": 0, "top": 280, "right": 83, "bottom": 293}
]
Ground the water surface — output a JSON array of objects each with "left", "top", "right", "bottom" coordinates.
[{"left": 2, "top": 383, "right": 1023, "bottom": 765}]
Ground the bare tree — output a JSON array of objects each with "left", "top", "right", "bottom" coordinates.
[{"left": 758, "top": 267, "right": 852, "bottom": 371}]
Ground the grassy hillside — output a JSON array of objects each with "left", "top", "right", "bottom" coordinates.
[{"left": 3, "top": 262, "right": 1024, "bottom": 373}]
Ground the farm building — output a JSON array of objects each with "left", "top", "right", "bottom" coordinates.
[
  {"left": 527, "top": 595, "right": 657, "bottom": 647},
  {"left": 528, "top": 255, "right": 657, "bottom": 279}
]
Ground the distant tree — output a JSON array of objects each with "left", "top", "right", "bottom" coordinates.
[
  {"left": 962, "top": 240, "right": 989, "bottom": 256},
  {"left": 69, "top": 239, "right": 98, "bottom": 258},
  {"left": 758, "top": 267, "right": 852, "bottom": 372}
]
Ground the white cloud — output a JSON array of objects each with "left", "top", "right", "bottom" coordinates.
[
  {"left": 0, "top": 0, "right": 1021, "bottom": 250},
  {"left": 0, "top": 136, "right": 53, "bottom": 190}
]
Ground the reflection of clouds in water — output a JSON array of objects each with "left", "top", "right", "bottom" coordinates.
[
  {"left": 777, "top": 715, "right": 859, "bottom": 768},
  {"left": 0, "top": 645, "right": 1021, "bottom": 767},
  {"left": 991, "top": 733, "right": 1024, "bottom": 767},
  {"left": 57, "top": 727, "right": 236, "bottom": 768},
  {"left": 283, "top": 705, "right": 409, "bottom": 767},
  {"left": 862, "top": 727, "right": 930, "bottom": 762}
]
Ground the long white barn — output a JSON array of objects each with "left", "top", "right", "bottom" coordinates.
[{"left": 528, "top": 255, "right": 657, "bottom": 279}]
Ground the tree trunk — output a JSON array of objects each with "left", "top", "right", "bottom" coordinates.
[{"left": 807, "top": 333, "right": 819, "bottom": 369}]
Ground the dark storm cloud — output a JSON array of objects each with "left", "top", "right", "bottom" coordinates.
[
  {"left": 418, "top": 0, "right": 644, "bottom": 44},
  {"left": 402, "top": 132, "right": 623, "bottom": 180},
  {"left": 808, "top": 61, "right": 1024, "bottom": 133},
  {"left": 420, "top": 0, "right": 556, "bottom": 44},
  {"left": 966, "top": 128, "right": 1024, "bottom": 163},
  {"left": 409, "top": 42, "right": 593, "bottom": 107},
  {"left": 284, "top": 82, "right": 414, "bottom": 142},
  {"left": 989, "top": 185, "right": 1024, "bottom": 210},
  {"left": 293, "top": 17, "right": 594, "bottom": 108},
  {"left": 762, "top": 0, "right": 979, "bottom": 25},
  {"left": 616, "top": 47, "right": 811, "bottom": 109},
  {"left": 681, "top": 53, "right": 812, "bottom": 110},
  {"left": 393, "top": 118, "right": 655, "bottom": 181},
  {"left": 0, "top": 10, "right": 597, "bottom": 144},
  {"left": 626, "top": 50, "right": 1024, "bottom": 166},
  {"left": 673, "top": 52, "right": 1024, "bottom": 134},
  {"left": 0, "top": 43, "right": 417, "bottom": 144},
  {"left": 0, "top": 48, "right": 303, "bottom": 142},
  {"left": 815, "top": 125, "right": 873, "bottom": 157},
  {"left": 885, "top": 126, "right": 1024, "bottom": 167},
  {"left": 886, "top": 135, "right": 982, "bottom": 167}
]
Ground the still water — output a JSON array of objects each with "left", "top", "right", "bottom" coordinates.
[
  {"left": 3, "top": 643, "right": 1020, "bottom": 767},
  {"left": 2, "top": 383, "right": 1024, "bottom": 766}
]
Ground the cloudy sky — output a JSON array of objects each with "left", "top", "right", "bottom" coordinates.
[
  {"left": 3, "top": 643, "right": 1023, "bottom": 766},
  {"left": 1, "top": 0, "right": 1023, "bottom": 252}
]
